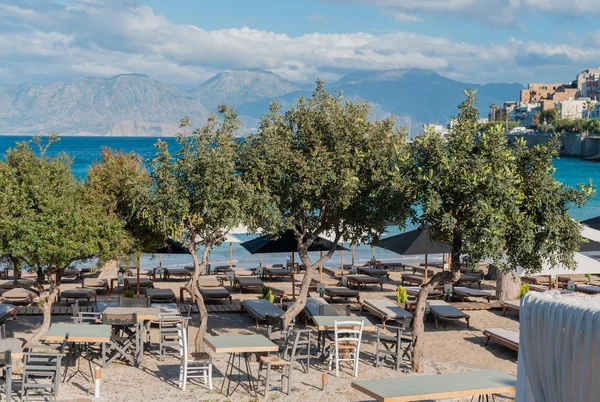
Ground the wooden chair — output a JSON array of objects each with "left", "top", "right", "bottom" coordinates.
[
  {"left": 375, "top": 316, "right": 413, "bottom": 371},
  {"left": 328, "top": 320, "right": 364, "bottom": 377},
  {"left": 178, "top": 323, "right": 212, "bottom": 391},
  {"left": 0, "top": 350, "right": 12, "bottom": 402},
  {"left": 22, "top": 337, "right": 68, "bottom": 401},
  {"left": 158, "top": 314, "right": 187, "bottom": 359}
]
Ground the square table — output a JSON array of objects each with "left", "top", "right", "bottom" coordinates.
[
  {"left": 204, "top": 334, "right": 278, "bottom": 397},
  {"left": 352, "top": 370, "right": 516, "bottom": 402}
]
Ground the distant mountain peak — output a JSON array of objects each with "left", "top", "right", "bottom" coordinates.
[{"left": 335, "top": 68, "right": 444, "bottom": 86}]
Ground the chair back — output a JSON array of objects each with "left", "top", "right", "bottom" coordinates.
[
  {"left": 320, "top": 304, "right": 350, "bottom": 316},
  {"left": 265, "top": 314, "right": 283, "bottom": 337},
  {"left": 177, "top": 323, "right": 188, "bottom": 363},
  {"left": 334, "top": 320, "right": 364, "bottom": 351},
  {"left": 103, "top": 312, "right": 138, "bottom": 326},
  {"left": 0, "top": 324, "right": 5, "bottom": 340},
  {"left": 284, "top": 328, "right": 311, "bottom": 365},
  {"left": 119, "top": 296, "right": 150, "bottom": 307}
]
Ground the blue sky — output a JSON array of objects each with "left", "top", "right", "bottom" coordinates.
[{"left": 1, "top": 0, "right": 599, "bottom": 87}]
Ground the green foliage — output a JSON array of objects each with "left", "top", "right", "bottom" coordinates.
[
  {"left": 396, "top": 285, "right": 408, "bottom": 305},
  {"left": 239, "top": 80, "right": 414, "bottom": 250},
  {"left": 478, "top": 121, "right": 518, "bottom": 132},
  {"left": 539, "top": 108, "right": 559, "bottom": 125},
  {"left": 411, "top": 90, "right": 592, "bottom": 274},
  {"left": 0, "top": 135, "right": 130, "bottom": 282},
  {"left": 85, "top": 148, "right": 164, "bottom": 257},
  {"left": 123, "top": 289, "right": 135, "bottom": 298},
  {"left": 260, "top": 286, "right": 275, "bottom": 303},
  {"left": 518, "top": 283, "right": 529, "bottom": 299}
]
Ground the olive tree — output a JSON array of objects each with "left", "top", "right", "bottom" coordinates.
[
  {"left": 85, "top": 148, "right": 164, "bottom": 292},
  {"left": 0, "top": 136, "right": 130, "bottom": 345},
  {"left": 149, "top": 107, "right": 254, "bottom": 352},
  {"left": 239, "top": 81, "right": 414, "bottom": 327},
  {"left": 409, "top": 90, "right": 592, "bottom": 372}
]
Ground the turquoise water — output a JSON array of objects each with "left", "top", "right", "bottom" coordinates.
[{"left": 1, "top": 135, "right": 599, "bottom": 268}]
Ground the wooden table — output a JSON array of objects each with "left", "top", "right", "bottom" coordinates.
[
  {"left": 101, "top": 307, "right": 160, "bottom": 322},
  {"left": 311, "top": 315, "right": 374, "bottom": 352},
  {"left": 352, "top": 370, "right": 516, "bottom": 402},
  {"left": 205, "top": 334, "right": 278, "bottom": 397}
]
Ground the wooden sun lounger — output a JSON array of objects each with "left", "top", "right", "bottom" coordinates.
[
  {"left": 144, "top": 288, "right": 177, "bottom": 303},
  {"left": 484, "top": 328, "right": 519, "bottom": 351},
  {"left": 235, "top": 276, "right": 264, "bottom": 293},
  {"left": 404, "top": 286, "right": 443, "bottom": 299},
  {"left": 352, "top": 370, "right": 516, "bottom": 402},
  {"left": 502, "top": 300, "right": 520, "bottom": 316},
  {"left": 401, "top": 274, "right": 425, "bottom": 286},
  {"left": 124, "top": 277, "right": 154, "bottom": 290},
  {"left": 200, "top": 286, "right": 232, "bottom": 303},
  {"left": 361, "top": 299, "right": 412, "bottom": 325},
  {"left": 322, "top": 266, "right": 342, "bottom": 278},
  {"left": 456, "top": 274, "right": 482, "bottom": 289},
  {"left": 575, "top": 284, "right": 600, "bottom": 295},
  {"left": 323, "top": 287, "right": 360, "bottom": 303},
  {"left": 428, "top": 300, "right": 470, "bottom": 329},
  {"left": 358, "top": 267, "right": 390, "bottom": 281},
  {"left": 241, "top": 299, "right": 284, "bottom": 327},
  {"left": 264, "top": 267, "right": 292, "bottom": 281},
  {"left": 557, "top": 274, "right": 589, "bottom": 285},
  {"left": 347, "top": 275, "right": 383, "bottom": 290},
  {"left": 164, "top": 267, "right": 192, "bottom": 280},
  {"left": 382, "top": 262, "right": 405, "bottom": 271},
  {"left": 453, "top": 287, "right": 491, "bottom": 302}
]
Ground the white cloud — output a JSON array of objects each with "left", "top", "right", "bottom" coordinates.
[
  {"left": 392, "top": 12, "right": 423, "bottom": 23},
  {"left": 0, "top": 1, "right": 599, "bottom": 88}
]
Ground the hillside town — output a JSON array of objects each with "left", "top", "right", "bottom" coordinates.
[{"left": 490, "top": 68, "right": 600, "bottom": 132}]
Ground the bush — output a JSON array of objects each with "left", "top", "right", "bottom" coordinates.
[
  {"left": 260, "top": 286, "right": 275, "bottom": 303},
  {"left": 124, "top": 289, "right": 134, "bottom": 298},
  {"left": 396, "top": 286, "right": 408, "bottom": 305},
  {"left": 517, "top": 283, "right": 529, "bottom": 299}
]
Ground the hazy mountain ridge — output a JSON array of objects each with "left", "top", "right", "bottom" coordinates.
[{"left": 0, "top": 69, "right": 523, "bottom": 136}]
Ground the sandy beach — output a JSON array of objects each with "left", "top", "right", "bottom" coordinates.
[{"left": 3, "top": 269, "right": 519, "bottom": 401}]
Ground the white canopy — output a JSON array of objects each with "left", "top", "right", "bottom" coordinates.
[
  {"left": 581, "top": 225, "right": 600, "bottom": 243},
  {"left": 517, "top": 252, "right": 600, "bottom": 277},
  {"left": 194, "top": 233, "right": 242, "bottom": 244}
]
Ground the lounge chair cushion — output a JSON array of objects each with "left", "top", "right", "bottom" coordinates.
[
  {"left": 145, "top": 288, "right": 176, "bottom": 300},
  {"left": 454, "top": 287, "right": 491, "bottom": 297},
  {"left": 61, "top": 288, "right": 95, "bottom": 299},
  {"left": 363, "top": 299, "right": 412, "bottom": 320},
  {"left": 236, "top": 276, "right": 263, "bottom": 287},
  {"left": 404, "top": 286, "right": 443, "bottom": 298},
  {"left": 83, "top": 278, "right": 108, "bottom": 288},
  {"left": 166, "top": 268, "right": 190, "bottom": 276},
  {"left": 322, "top": 266, "right": 342, "bottom": 277},
  {"left": 347, "top": 275, "right": 382, "bottom": 284},
  {"left": 265, "top": 268, "right": 291, "bottom": 277},
  {"left": 324, "top": 287, "right": 359, "bottom": 297},
  {"left": 485, "top": 328, "right": 519, "bottom": 345},
  {"left": 428, "top": 300, "right": 469, "bottom": 318},
  {"left": 401, "top": 274, "right": 425, "bottom": 285},
  {"left": 304, "top": 297, "right": 328, "bottom": 318},
  {"left": 2, "top": 288, "right": 36, "bottom": 303},
  {"left": 358, "top": 267, "right": 388, "bottom": 276},
  {"left": 503, "top": 300, "right": 520, "bottom": 310},
  {"left": 576, "top": 284, "right": 600, "bottom": 294},
  {"left": 242, "top": 299, "right": 284, "bottom": 320},
  {"left": 126, "top": 278, "right": 153, "bottom": 287},
  {"left": 200, "top": 287, "right": 231, "bottom": 299},
  {"left": 0, "top": 279, "right": 35, "bottom": 290}
]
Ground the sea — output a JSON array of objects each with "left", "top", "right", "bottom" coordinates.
[{"left": 1, "top": 135, "right": 599, "bottom": 269}]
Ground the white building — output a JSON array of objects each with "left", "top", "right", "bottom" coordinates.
[
  {"left": 558, "top": 99, "right": 588, "bottom": 119},
  {"left": 577, "top": 68, "right": 600, "bottom": 100},
  {"left": 510, "top": 102, "right": 541, "bottom": 128}
]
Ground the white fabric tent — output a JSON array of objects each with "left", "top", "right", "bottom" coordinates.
[
  {"left": 581, "top": 225, "right": 600, "bottom": 243},
  {"left": 517, "top": 291, "right": 600, "bottom": 402},
  {"left": 516, "top": 252, "right": 600, "bottom": 277}
]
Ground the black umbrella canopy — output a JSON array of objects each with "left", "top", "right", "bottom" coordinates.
[
  {"left": 155, "top": 238, "right": 189, "bottom": 254},
  {"left": 582, "top": 216, "right": 600, "bottom": 231},
  {"left": 377, "top": 228, "right": 452, "bottom": 256},
  {"left": 579, "top": 237, "right": 600, "bottom": 252},
  {"left": 241, "top": 230, "right": 348, "bottom": 254}
]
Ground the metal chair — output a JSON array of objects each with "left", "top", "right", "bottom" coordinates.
[
  {"left": 119, "top": 296, "right": 151, "bottom": 307},
  {"left": 178, "top": 323, "right": 212, "bottom": 391},
  {"left": 328, "top": 320, "right": 364, "bottom": 377},
  {"left": 257, "top": 328, "right": 312, "bottom": 398},
  {"left": 22, "top": 337, "right": 68, "bottom": 401},
  {"left": 102, "top": 313, "right": 141, "bottom": 366},
  {"left": 375, "top": 316, "right": 413, "bottom": 371},
  {"left": 71, "top": 300, "right": 101, "bottom": 324},
  {"left": 0, "top": 350, "right": 12, "bottom": 402}
]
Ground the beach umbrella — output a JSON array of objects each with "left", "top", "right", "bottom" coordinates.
[
  {"left": 241, "top": 230, "right": 348, "bottom": 299},
  {"left": 222, "top": 233, "right": 242, "bottom": 268},
  {"left": 517, "top": 252, "right": 600, "bottom": 288},
  {"left": 582, "top": 216, "right": 600, "bottom": 231},
  {"left": 581, "top": 224, "right": 600, "bottom": 244},
  {"left": 377, "top": 227, "right": 452, "bottom": 282}
]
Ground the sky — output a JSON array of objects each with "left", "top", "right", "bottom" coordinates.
[{"left": 1, "top": 0, "right": 600, "bottom": 89}]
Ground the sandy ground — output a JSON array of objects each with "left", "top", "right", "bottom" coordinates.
[{"left": 2, "top": 269, "right": 519, "bottom": 401}]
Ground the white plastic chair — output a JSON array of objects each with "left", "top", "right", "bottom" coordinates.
[
  {"left": 178, "top": 323, "right": 212, "bottom": 391},
  {"left": 328, "top": 320, "right": 364, "bottom": 377}
]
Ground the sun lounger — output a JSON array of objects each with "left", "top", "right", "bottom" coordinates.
[
  {"left": 401, "top": 274, "right": 425, "bottom": 286},
  {"left": 528, "top": 284, "right": 570, "bottom": 293},
  {"left": 557, "top": 274, "right": 589, "bottom": 286},
  {"left": 453, "top": 287, "right": 491, "bottom": 302},
  {"left": 323, "top": 287, "right": 360, "bottom": 303},
  {"left": 200, "top": 287, "right": 232, "bottom": 303},
  {"left": 347, "top": 275, "right": 383, "bottom": 290},
  {"left": 0, "top": 279, "right": 35, "bottom": 290},
  {"left": 428, "top": 300, "right": 470, "bottom": 329},
  {"left": 241, "top": 299, "right": 284, "bottom": 327},
  {"left": 82, "top": 278, "right": 109, "bottom": 293},
  {"left": 575, "top": 284, "right": 600, "bottom": 295},
  {"left": 164, "top": 267, "right": 192, "bottom": 280},
  {"left": 0, "top": 304, "right": 16, "bottom": 322},
  {"left": 62, "top": 267, "right": 81, "bottom": 281},
  {"left": 322, "top": 266, "right": 343, "bottom": 278},
  {"left": 522, "top": 276, "right": 551, "bottom": 286},
  {"left": 57, "top": 288, "right": 96, "bottom": 305},
  {"left": 484, "top": 328, "right": 519, "bottom": 351},
  {"left": 361, "top": 299, "right": 412, "bottom": 325},
  {"left": 1, "top": 288, "right": 37, "bottom": 305},
  {"left": 214, "top": 265, "right": 235, "bottom": 274},
  {"left": 358, "top": 267, "right": 390, "bottom": 281},
  {"left": 264, "top": 267, "right": 292, "bottom": 280},
  {"left": 456, "top": 274, "right": 482, "bottom": 289},
  {"left": 407, "top": 265, "right": 442, "bottom": 275},
  {"left": 124, "top": 277, "right": 154, "bottom": 290},
  {"left": 144, "top": 288, "right": 177, "bottom": 303},
  {"left": 404, "top": 286, "right": 443, "bottom": 299},
  {"left": 304, "top": 297, "right": 329, "bottom": 320},
  {"left": 382, "top": 262, "right": 405, "bottom": 271},
  {"left": 235, "top": 276, "right": 264, "bottom": 293},
  {"left": 502, "top": 300, "right": 520, "bottom": 316}
]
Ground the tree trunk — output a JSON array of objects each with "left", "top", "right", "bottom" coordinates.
[
  {"left": 497, "top": 269, "right": 521, "bottom": 302},
  {"left": 280, "top": 244, "right": 314, "bottom": 328},
  {"left": 25, "top": 284, "right": 59, "bottom": 347},
  {"left": 411, "top": 270, "right": 458, "bottom": 372},
  {"left": 97, "top": 259, "right": 119, "bottom": 280},
  {"left": 187, "top": 245, "right": 210, "bottom": 353}
]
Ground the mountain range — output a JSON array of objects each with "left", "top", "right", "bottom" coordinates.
[{"left": 0, "top": 69, "right": 523, "bottom": 137}]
